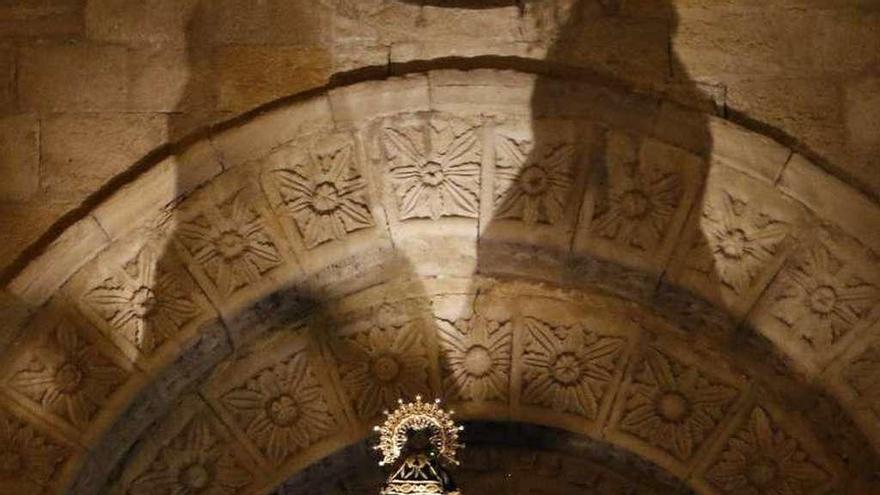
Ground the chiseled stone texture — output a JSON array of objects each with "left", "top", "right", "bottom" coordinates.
[
  {"left": 0, "top": 113, "right": 40, "bottom": 201},
  {"left": 0, "top": 69, "right": 878, "bottom": 494},
  {"left": 0, "top": 0, "right": 879, "bottom": 278}
]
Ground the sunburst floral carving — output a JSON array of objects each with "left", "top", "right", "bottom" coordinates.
[
  {"left": 82, "top": 248, "right": 200, "bottom": 354},
  {"left": 0, "top": 411, "right": 67, "bottom": 494},
  {"left": 221, "top": 351, "right": 335, "bottom": 465},
  {"left": 689, "top": 192, "right": 791, "bottom": 294},
  {"left": 382, "top": 118, "right": 481, "bottom": 220},
  {"left": 521, "top": 317, "right": 625, "bottom": 419},
  {"left": 8, "top": 321, "right": 127, "bottom": 429},
  {"left": 705, "top": 408, "right": 828, "bottom": 495},
  {"left": 129, "top": 417, "right": 252, "bottom": 495},
  {"left": 494, "top": 137, "right": 575, "bottom": 225},
  {"left": 272, "top": 142, "right": 374, "bottom": 248},
  {"left": 437, "top": 316, "right": 512, "bottom": 402},
  {"left": 618, "top": 348, "right": 738, "bottom": 461},
  {"left": 845, "top": 344, "right": 880, "bottom": 416},
  {"left": 331, "top": 319, "right": 431, "bottom": 419},
  {"left": 770, "top": 245, "right": 878, "bottom": 349},
  {"left": 178, "top": 193, "right": 283, "bottom": 297},
  {"left": 591, "top": 139, "right": 683, "bottom": 250}
]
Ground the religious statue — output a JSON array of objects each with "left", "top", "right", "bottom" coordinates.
[{"left": 374, "top": 397, "right": 463, "bottom": 495}]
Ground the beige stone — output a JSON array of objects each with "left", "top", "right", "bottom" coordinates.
[
  {"left": 210, "top": 96, "right": 334, "bottom": 169},
  {"left": 92, "top": 141, "right": 223, "bottom": 240},
  {"left": 205, "top": 0, "right": 330, "bottom": 46},
  {"left": 429, "top": 69, "right": 537, "bottom": 118},
  {"left": 214, "top": 45, "right": 331, "bottom": 113},
  {"left": 0, "top": 56, "right": 879, "bottom": 494},
  {"left": 665, "top": 162, "right": 808, "bottom": 318},
  {"left": 7, "top": 215, "right": 109, "bottom": 306},
  {"left": 674, "top": 6, "right": 816, "bottom": 78},
  {"left": 42, "top": 113, "right": 168, "bottom": 199},
  {"left": 724, "top": 76, "right": 850, "bottom": 180},
  {"left": 329, "top": 74, "right": 430, "bottom": 126},
  {"left": 0, "top": 0, "right": 84, "bottom": 38},
  {"left": 126, "top": 46, "right": 214, "bottom": 114},
  {"left": 548, "top": 14, "right": 670, "bottom": 84},
  {"left": 19, "top": 43, "right": 128, "bottom": 112},
  {"left": 0, "top": 113, "right": 39, "bottom": 201},
  {"left": 0, "top": 289, "right": 32, "bottom": 354},
  {"left": 84, "top": 0, "right": 197, "bottom": 46},
  {"left": 0, "top": 43, "right": 14, "bottom": 113},
  {"left": 708, "top": 115, "right": 792, "bottom": 183},
  {"left": 844, "top": 76, "right": 880, "bottom": 194},
  {"left": 0, "top": 199, "right": 78, "bottom": 276},
  {"left": 778, "top": 154, "right": 880, "bottom": 253}
]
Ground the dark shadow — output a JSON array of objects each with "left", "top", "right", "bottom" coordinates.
[
  {"left": 77, "top": 0, "right": 876, "bottom": 494},
  {"left": 275, "top": 421, "right": 690, "bottom": 494}
]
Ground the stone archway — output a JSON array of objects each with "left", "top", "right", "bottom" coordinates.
[{"left": 0, "top": 66, "right": 878, "bottom": 495}]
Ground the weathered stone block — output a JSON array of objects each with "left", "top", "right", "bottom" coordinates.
[
  {"left": 0, "top": 200, "right": 77, "bottom": 276},
  {"left": 8, "top": 215, "right": 109, "bottom": 306},
  {"left": 844, "top": 76, "right": 880, "bottom": 194},
  {"left": 0, "top": 43, "right": 14, "bottom": 112},
  {"left": 708, "top": 115, "right": 791, "bottom": 183},
  {"left": 127, "top": 46, "right": 214, "bottom": 114},
  {"left": 429, "top": 69, "right": 536, "bottom": 117},
  {"left": 210, "top": 96, "right": 333, "bottom": 169},
  {"left": 814, "top": 10, "right": 880, "bottom": 73},
  {"left": 19, "top": 43, "right": 128, "bottom": 112},
  {"left": 93, "top": 141, "right": 222, "bottom": 240},
  {"left": 205, "top": 0, "right": 330, "bottom": 45},
  {"left": 214, "top": 45, "right": 331, "bottom": 113},
  {"left": 42, "top": 113, "right": 168, "bottom": 199},
  {"left": 674, "top": 7, "right": 815, "bottom": 77},
  {"left": 329, "top": 74, "right": 429, "bottom": 126},
  {"left": 0, "top": 0, "right": 84, "bottom": 38},
  {"left": 85, "top": 0, "right": 196, "bottom": 45},
  {"left": 779, "top": 154, "right": 880, "bottom": 254},
  {"left": 0, "top": 113, "right": 39, "bottom": 201}
]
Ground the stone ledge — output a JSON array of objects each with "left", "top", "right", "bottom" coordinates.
[
  {"left": 7, "top": 216, "right": 110, "bottom": 306},
  {"left": 328, "top": 74, "right": 430, "bottom": 126},
  {"left": 778, "top": 153, "right": 880, "bottom": 254}
]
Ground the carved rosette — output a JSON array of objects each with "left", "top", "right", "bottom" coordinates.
[
  {"left": 129, "top": 417, "right": 252, "bottom": 495},
  {"left": 330, "top": 319, "right": 432, "bottom": 419},
  {"left": 521, "top": 317, "right": 625, "bottom": 419},
  {"left": 80, "top": 247, "right": 200, "bottom": 355},
  {"left": 493, "top": 135, "right": 575, "bottom": 226},
  {"left": 0, "top": 410, "right": 68, "bottom": 494},
  {"left": 769, "top": 245, "right": 879, "bottom": 349},
  {"left": 269, "top": 141, "right": 374, "bottom": 249},
  {"left": 7, "top": 321, "right": 127, "bottom": 430},
  {"left": 591, "top": 134, "right": 684, "bottom": 251},
  {"left": 617, "top": 348, "right": 739, "bottom": 461},
  {"left": 704, "top": 408, "right": 828, "bottom": 494},
  {"left": 177, "top": 192, "right": 283, "bottom": 297},
  {"left": 382, "top": 117, "right": 481, "bottom": 221},
  {"left": 221, "top": 350, "right": 335, "bottom": 466},
  {"left": 437, "top": 315, "right": 513, "bottom": 402},
  {"left": 688, "top": 191, "right": 791, "bottom": 294}
]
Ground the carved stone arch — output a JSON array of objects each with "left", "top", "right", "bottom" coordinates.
[{"left": 0, "top": 65, "right": 878, "bottom": 495}]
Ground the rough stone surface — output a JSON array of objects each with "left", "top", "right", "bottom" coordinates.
[
  {"left": 0, "top": 113, "right": 39, "bottom": 201},
  {"left": 0, "top": 2, "right": 879, "bottom": 494},
  {"left": 41, "top": 113, "right": 169, "bottom": 198},
  {"left": 0, "top": 0, "right": 877, "bottom": 279},
  {"left": 19, "top": 43, "right": 128, "bottom": 112},
  {"left": 214, "top": 45, "right": 331, "bottom": 113}
]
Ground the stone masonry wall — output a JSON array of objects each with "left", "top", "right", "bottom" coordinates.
[{"left": 0, "top": 0, "right": 878, "bottom": 276}]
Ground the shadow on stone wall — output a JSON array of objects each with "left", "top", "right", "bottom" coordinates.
[
  {"left": 143, "top": 0, "right": 719, "bottom": 492},
  {"left": 66, "top": 0, "right": 869, "bottom": 493}
]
